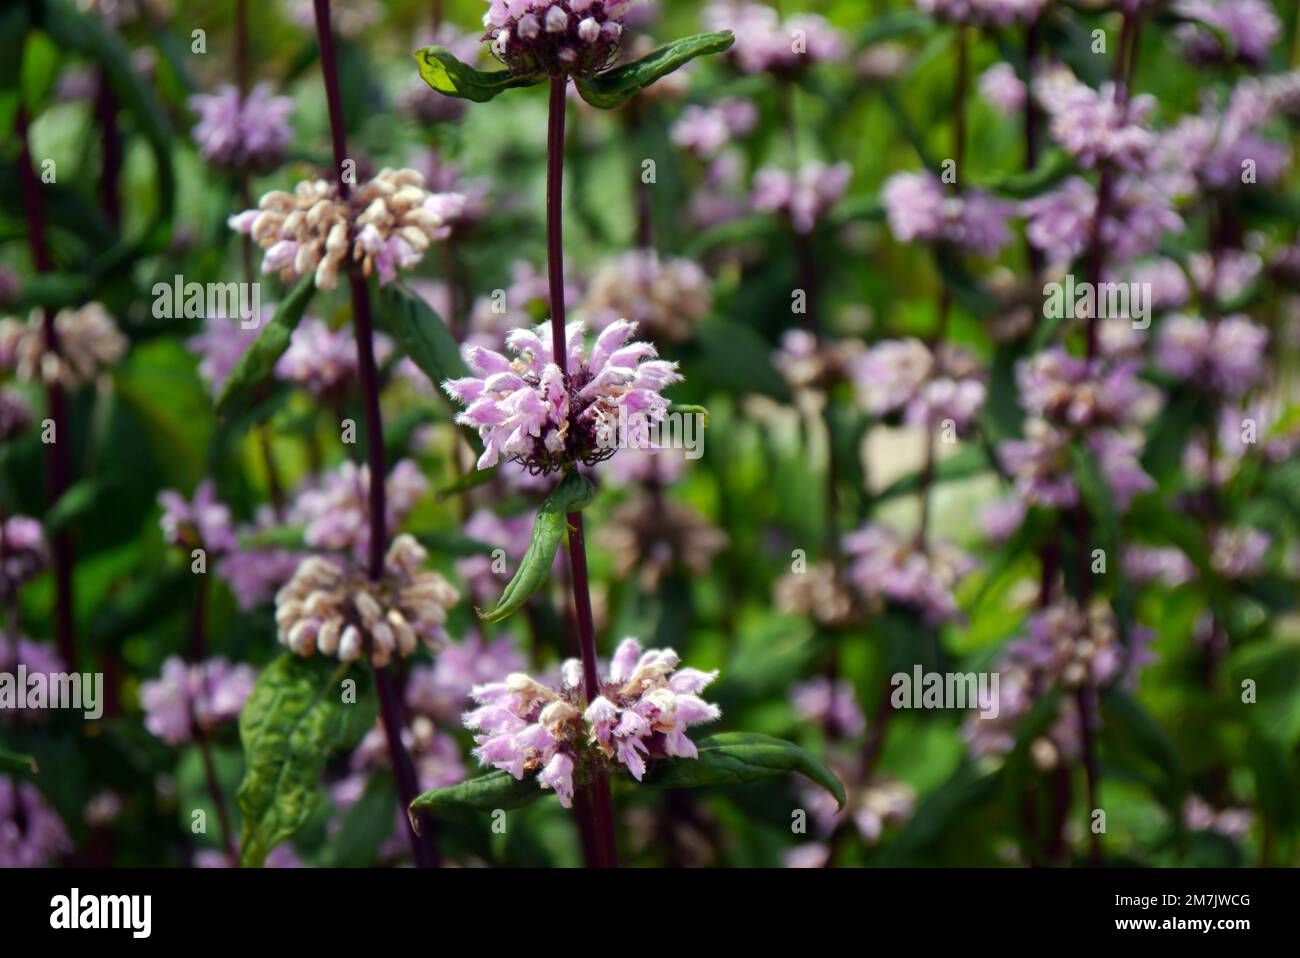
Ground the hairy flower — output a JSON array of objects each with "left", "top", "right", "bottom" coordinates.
[
  {"left": 580, "top": 249, "right": 712, "bottom": 341},
  {"left": 915, "top": 0, "right": 1046, "bottom": 27},
  {"left": 843, "top": 523, "right": 976, "bottom": 626},
  {"left": 295, "top": 460, "right": 428, "bottom": 559},
  {"left": 274, "top": 535, "right": 459, "bottom": 667},
  {"left": 230, "top": 169, "right": 463, "bottom": 290},
  {"left": 140, "top": 656, "right": 256, "bottom": 746},
  {"left": 0, "top": 516, "right": 47, "bottom": 601},
  {"left": 0, "top": 304, "right": 127, "bottom": 387},
  {"left": 189, "top": 83, "right": 293, "bottom": 171},
  {"left": 978, "top": 62, "right": 1026, "bottom": 112},
  {"left": 850, "top": 338, "right": 986, "bottom": 432},
  {"left": 671, "top": 99, "right": 758, "bottom": 159},
  {"left": 275, "top": 317, "right": 394, "bottom": 398},
  {"left": 752, "top": 162, "right": 851, "bottom": 234},
  {"left": 407, "top": 632, "right": 526, "bottom": 722},
  {"left": 0, "top": 778, "right": 71, "bottom": 867},
  {"left": 882, "top": 171, "right": 1013, "bottom": 256},
  {"left": 1175, "top": 0, "right": 1281, "bottom": 68},
  {"left": 790, "top": 677, "right": 865, "bottom": 738},
  {"left": 186, "top": 310, "right": 264, "bottom": 397},
  {"left": 1155, "top": 313, "right": 1267, "bottom": 396},
  {"left": 444, "top": 320, "right": 682, "bottom": 473},
  {"left": 463, "top": 637, "right": 721, "bottom": 804},
  {"left": 482, "top": 0, "right": 634, "bottom": 77},
  {"left": 704, "top": 1, "right": 842, "bottom": 74},
  {"left": 596, "top": 494, "right": 728, "bottom": 591},
  {"left": 0, "top": 633, "right": 64, "bottom": 721},
  {"left": 1035, "top": 64, "right": 1155, "bottom": 171},
  {"left": 158, "top": 481, "right": 237, "bottom": 554}
]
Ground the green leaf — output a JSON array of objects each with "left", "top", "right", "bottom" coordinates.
[
  {"left": 0, "top": 744, "right": 38, "bottom": 774},
  {"left": 409, "top": 770, "right": 543, "bottom": 831},
  {"left": 436, "top": 464, "right": 498, "bottom": 500},
  {"left": 642, "top": 732, "right": 846, "bottom": 810},
  {"left": 412, "top": 45, "right": 541, "bottom": 102},
  {"left": 44, "top": 475, "right": 117, "bottom": 536},
  {"left": 237, "top": 525, "right": 307, "bottom": 550},
  {"left": 21, "top": 31, "right": 58, "bottom": 112},
  {"left": 667, "top": 403, "right": 710, "bottom": 428},
  {"left": 377, "top": 281, "right": 468, "bottom": 388},
  {"left": 236, "top": 655, "right": 376, "bottom": 867},
  {"left": 215, "top": 275, "right": 315, "bottom": 419},
  {"left": 479, "top": 471, "right": 595, "bottom": 623},
  {"left": 573, "top": 31, "right": 735, "bottom": 110}
]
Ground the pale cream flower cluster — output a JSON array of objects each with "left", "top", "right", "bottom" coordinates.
[
  {"left": 275, "top": 534, "right": 460, "bottom": 668},
  {"left": 230, "top": 168, "right": 463, "bottom": 291},
  {"left": 0, "top": 303, "right": 127, "bottom": 387}
]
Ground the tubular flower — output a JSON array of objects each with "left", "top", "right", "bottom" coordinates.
[
  {"left": 482, "top": 0, "right": 635, "bottom": 78},
  {"left": 580, "top": 249, "right": 712, "bottom": 342},
  {"left": 0, "top": 778, "right": 71, "bottom": 868},
  {"left": 0, "top": 516, "right": 47, "bottom": 601},
  {"left": 188, "top": 83, "right": 294, "bottom": 171},
  {"left": 850, "top": 338, "right": 986, "bottom": 433},
  {"left": 443, "top": 320, "right": 682, "bottom": 473},
  {"left": 843, "top": 523, "right": 977, "bottom": 626},
  {"left": 463, "top": 637, "right": 721, "bottom": 806},
  {"left": 157, "top": 480, "right": 238, "bottom": 554},
  {"left": 0, "top": 304, "right": 127, "bottom": 388},
  {"left": 752, "top": 162, "right": 852, "bottom": 235},
  {"left": 229, "top": 169, "right": 464, "bottom": 290},
  {"left": 274, "top": 535, "right": 459, "bottom": 668},
  {"left": 140, "top": 656, "right": 256, "bottom": 746}
]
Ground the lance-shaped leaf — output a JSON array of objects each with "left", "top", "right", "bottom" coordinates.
[
  {"left": 377, "top": 280, "right": 468, "bottom": 388},
  {"left": 216, "top": 275, "right": 315, "bottom": 418},
  {"left": 479, "top": 470, "right": 596, "bottom": 623},
  {"left": 643, "top": 732, "right": 846, "bottom": 810},
  {"left": 573, "top": 31, "right": 735, "bottom": 110},
  {"left": 0, "top": 744, "right": 38, "bottom": 774},
  {"left": 236, "top": 655, "right": 376, "bottom": 867},
  {"left": 408, "top": 771, "right": 544, "bottom": 832},
  {"left": 413, "top": 45, "right": 541, "bottom": 102}
]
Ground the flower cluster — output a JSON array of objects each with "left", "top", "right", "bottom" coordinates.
[
  {"left": 1175, "top": 0, "right": 1281, "bottom": 68},
  {"left": 1035, "top": 65, "right": 1156, "bottom": 172},
  {"left": 158, "top": 481, "right": 237, "bottom": 553},
  {"left": 0, "top": 633, "right": 63, "bottom": 721},
  {"left": 0, "top": 777, "right": 71, "bottom": 867},
  {"left": 188, "top": 83, "right": 294, "bottom": 171},
  {"left": 670, "top": 99, "right": 758, "bottom": 160},
  {"left": 580, "top": 249, "right": 712, "bottom": 342},
  {"left": 774, "top": 562, "right": 857, "bottom": 628},
  {"left": 275, "top": 318, "right": 395, "bottom": 398},
  {"left": 791, "top": 677, "right": 865, "bottom": 738},
  {"left": 1156, "top": 314, "right": 1268, "bottom": 397},
  {"left": 915, "top": 0, "right": 1046, "bottom": 27},
  {"left": 752, "top": 162, "right": 852, "bottom": 235},
  {"left": 482, "top": 0, "right": 633, "bottom": 78},
  {"left": 596, "top": 494, "right": 728, "bottom": 591},
  {"left": 850, "top": 338, "right": 986, "bottom": 433},
  {"left": 704, "top": 1, "right": 843, "bottom": 74},
  {"left": 0, "top": 516, "right": 47, "bottom": 600},
  {"left": 843, "top": 523, "right": 977, "bottom": 626},
  {"left": 882, "top": 171, "right": 1013, "bottom": 256},
  {"left": 444, "top": 320, "right": 682, "bottom": 473},
  {"left": 463, "top": 637, "right": 721, "bottom": 805},
  {"left": 274, "top": 535, "right": 459, "bottom": 667},
  {"left": 0, "top": 304, "right": 127, "bottom": 388},
  {"left": 229, "top": 169, "right": 463, "bottom": 290},
  {"left": 140, "top": 656, "right": 256, "bottom": 746}
]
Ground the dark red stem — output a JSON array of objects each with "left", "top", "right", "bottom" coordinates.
[
  {"left": 314, "top": 0, "right": 439, "bottom": 868},
  {"left": 547, "top": 75, "right": 618, "bottom": 868}
]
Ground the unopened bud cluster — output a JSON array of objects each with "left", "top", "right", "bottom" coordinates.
[
  {"left": 0, "top": 304, "right": 127, "bottom": 388},
  {"left": 229, "top": 169, "right": 464, "bottom": 290},
  {"left": 483, "top": 0, "right": 632, "bottom": 78},
  {"left": 275, "top": 535, "right": 460, "bottom": 667}
]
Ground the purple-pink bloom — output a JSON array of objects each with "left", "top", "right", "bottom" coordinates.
[
  {"left": 0, "top": 778, "right": 71, "bottom": 867},
  {"left": 753, "top": 162, "right": 851, "bottom": 234},
  {"left": 791, "top": 677, "right": 865, "bottom": 738},
  {"left": 275, "top": 317, "right": 394, "bottom": 398},
  {"left": 979, "top": 62, "right": 1026, "bottom": 112},
  {"left": 189, "top": 83, "right": 293, "bottom": 171},
  {"left": 443, "top": 320, "right": 682, "bottom": 473},
  {"left": 1155, "top": 313, "right": 1267, "bottom": 396},
  {"left": 1175, "top": 0, "right": 1281, "bottom": 68},
  {"left": 843, "top": 523, "right": 976, "bottom": 626},
  {"left": 140, "top": 656, "right": 256, "bottom": 746},
  {"left": 158, "top": 480, "right": 238, "bottom": 554}
]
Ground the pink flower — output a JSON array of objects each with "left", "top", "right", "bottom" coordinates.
[
  {"left": 443, "top": 320, "right": 682, "bottom": 473},
  {"left": 752, "top": 162, "right": 851, "bottom": 234},
  {"left": 140, "top": 656, "right": 256, "bottom": 746},
  {"left": 463, "top": 638, "right": 720, "bottom": 806},
  {"left": 189, "top": 83, "right": 294, "bottom": 171},
  {"left": 158, "top": 481, "right": 238, "bottom": 554},
  {"left": 0, "top": 778, "right": 71, "bottom": 867}
]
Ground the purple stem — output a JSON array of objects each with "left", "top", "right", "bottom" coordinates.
[
  {"left": 15, "top": 107, "right": 76, "bottom": 672},
  {"left": 547, "top": 75, "right": 618, "bottom": 868},
  {"left": 313, "top": 0, "right": 439, "bottom": 868}
]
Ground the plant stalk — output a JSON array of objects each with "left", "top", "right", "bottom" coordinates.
[{"left": 547, "top": 75, "right": 617, "bottom": 868}]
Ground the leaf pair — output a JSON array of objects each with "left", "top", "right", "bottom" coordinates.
[
  {"left": 479, "top": 470, "right": 596, "bottom": 624},
  {"left": 236, "top": 654, "right": 376, "bottom": 867},
  {"left": 409, "top": 733, "right": 846, "bottom": 823},
  {"left": 413, "top": 31, "right": 735, "bottom": 110}
]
